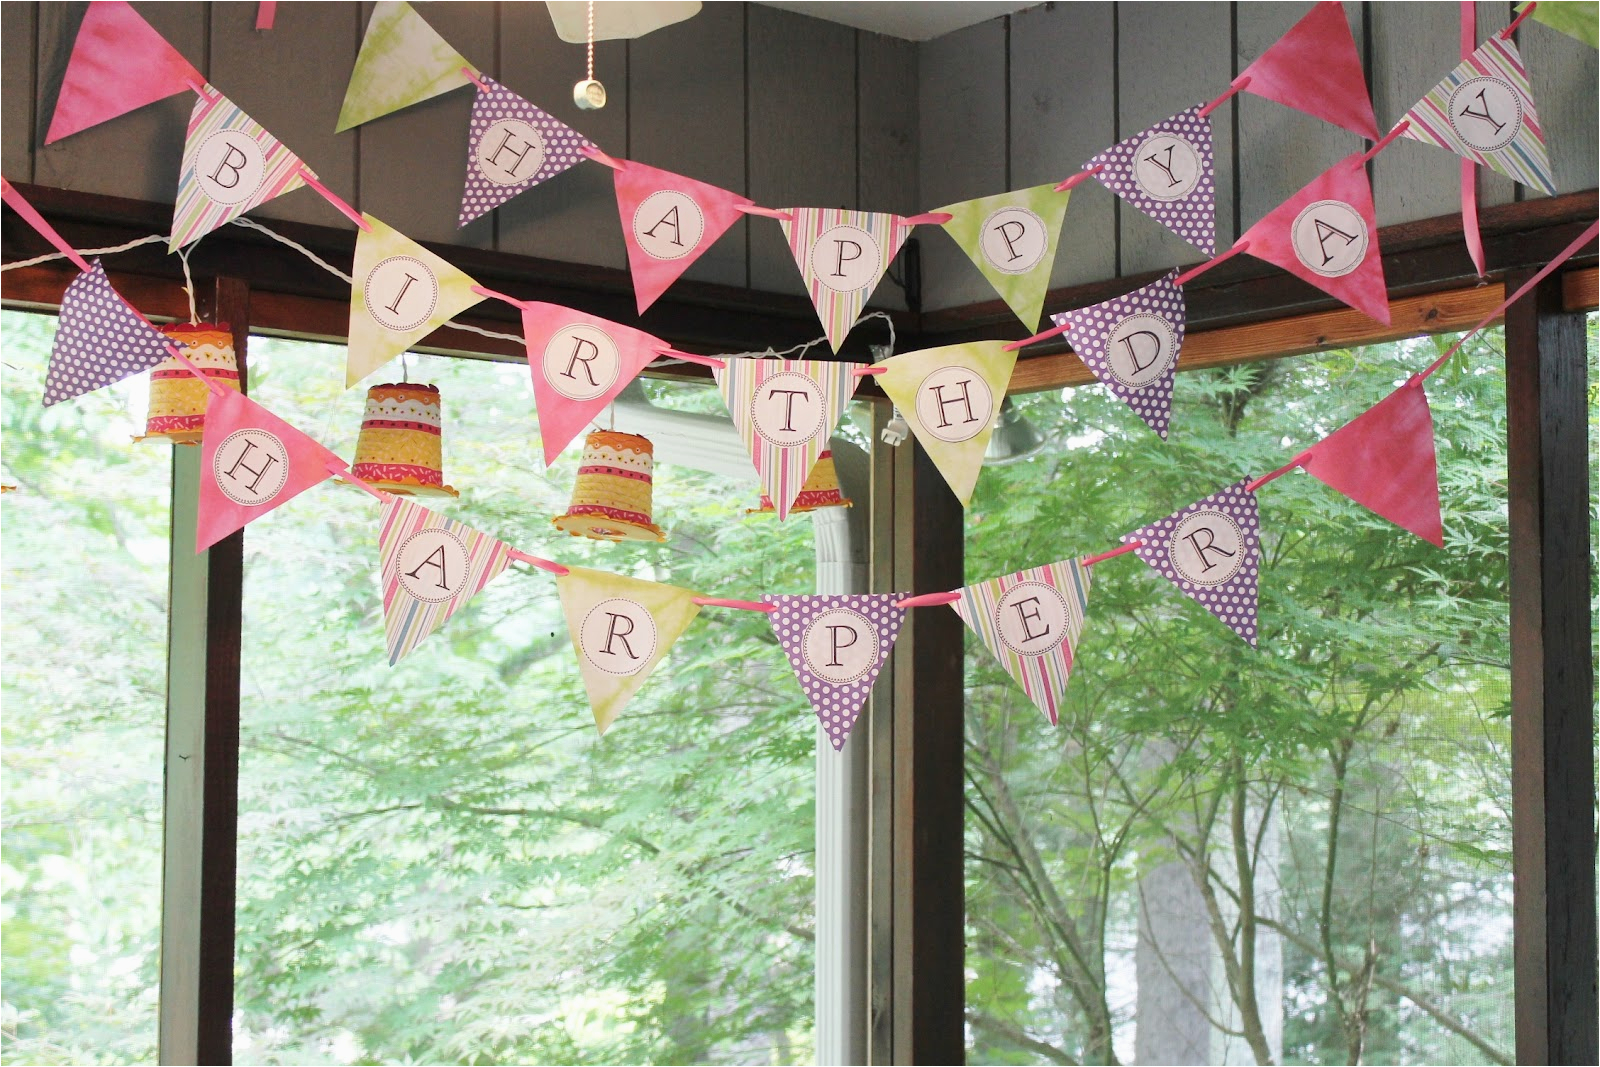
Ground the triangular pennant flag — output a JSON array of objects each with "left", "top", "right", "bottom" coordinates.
[
  {"left": 779, "top": 208, "right": 910, "bottom": 352},
  {"left": 1085, "top": 105, "right": 1218, "bottom": 255},
  {"left": 521, "top": 302, "right": 667, "bottom": 465},
  {"left": 43, "top": 261, "right": 174, "bottom": 407},
  {"left": 1050, "top": 271, "right": 1186, "bottom": 440},
  {"left": 1521, "top": 1, "right": 1599, "bottom": 48},
  {"left": 1238, "top": 1, "right": 1381, "bottom": 140},
  {"left": 170, "top": 89, "right": 311, "bottom": 250},
  {"left": 613, "top": 159, "right": 753, "bottom": 314},
  {"left": 765, "top": 593, "right": 906, "bottom": 750},
  {"left": 555, "top": 566, "right": 701, "bottom": 734},
  {"left": 875, "top": 341, "right": 1018, "bottom": 505},
  {"left": 347, "top": 215, "right": 485, "bottom": 387},
  {"left": 1239, "top": 153, "right": 1390, "bottom": 325},
  {"left": 935, "top": 184, "right": 1072, "bottom": 331},
  {"left": 45, "top": 0, "right": 205, "bottom": 144},
  {"left": 1123, "top": 481, "right": 1262, "bottom": 646},
  {"left": 714, "top": 358, "right": 863, "bottom": 520},
  {"left": 950, "top": 557, "right": 1092, "bottom": 726},
  {"left": 1399, "top": 35, "right": 1556, "bottom": 195},
  {"left": 1301, "top": 378, "right": 1443, "bottom": 546},
  {"left": 378, "top": 495, "right": 514, "bottom": 664},
  {"left": 196, "top": 389, "right": 345, "bottom": 552},
  {"left": 458, "top": 74, "right": 597, "bottom": 226},
  {"left": 335, "top": 0, "right": 477, "bottom": 133}
]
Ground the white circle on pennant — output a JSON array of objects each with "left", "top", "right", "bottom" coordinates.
[
  {"left": 751, "top": 371, "right": 826, "bottom": 446},
  {"left": 979, "top": 206, "right": 1048, "bottom": 275},
  {"left": 579, "top": 598, "right": 658, "bottom": 676},
  {"left": 993, "top": 581, "right": 1070, "bottom": 657},
  {"left": 395, "top": 528, "right": 470, "bottom": 603},
  {"left": 1447, "top": 76, "right": 1524, "bottom": 152},
  {"left": 1133, "top": 132, "right": 1202, "bottom": 201},
  {"left": 1106, "top": 313, "right": 1178, "bottom": 390},
  {"left": 632, "top": 190, "right": 705, "bottom": 261},
  {"left": 809, "top": 225, "right": 882, "bottom": 293},
  {"left": 915, "top": 366, "right": 993, "bottom": 444},
  {"left": 542, "top": 324, "right": 620, "bottom": 401},
  {"left": 194, "top": 130, "right": 267, "bottom": 206},
  {"left": 475, "top": 118, "right": 547, "bottom": 186},
  {"left": 211, "top": 429, "right": 289, "bottom": 507},
  {"left": 801, "top": 608, "right": 879, "bottom": 685},
  {"left": 1168, "top": 509, "right": 1246, "bottom": 587},
  {"left": 364, "top": 257, "right": 440, "bottom": 333},
  {"left": 1291, "top": 200, "right": 1368, "bottom": 278}
]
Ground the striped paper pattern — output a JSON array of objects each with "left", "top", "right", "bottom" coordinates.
[
  {"left": 779, "top": 208, "right": 909, "bottom": 352},
  {"left": 951, "top": 558, "right": 1092, "bottom": 726},
  {"left": 171, "top": 89, "right": 310, "bottom": 250},
  {"left": 379, "top": 496, "right": 513, "bottom": 665},
  {"left": 714, "top": 358, "right": 862, "bottom": 521},
  {"left": 1400, "top": 35, "right": 1555, "bottom": 194}
]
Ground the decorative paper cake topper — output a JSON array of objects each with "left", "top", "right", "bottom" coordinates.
[
  {"left": 766, "top": 593, "right": 907, "bottom": 750},
  {"left": 1123, "top": 480, "right": 1262, "bottom": 646},
  {"left": 379, "top": 495, "right": 514, "bottom": 664},
  {"left": 1050, "top": 271, "right": 1187, "bottom": 440}
]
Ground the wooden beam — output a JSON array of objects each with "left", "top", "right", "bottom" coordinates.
[{"left": 1563, "top": 265, "right": 1598, "bottom": 312}]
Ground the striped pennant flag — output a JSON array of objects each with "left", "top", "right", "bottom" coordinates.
[
  {"left": 171, "top": 88, "right": 310, "bottom": 250},
  {"left": 779, "top": 208, "right": 909, "bottom": 353},
  {"left": 951, "top": 558, "right": 1092, "bottom": 726},
  {"left": 379, "top": 496, "right": 514, "bottom": 665},
  {"left": 714, "top": 357, "right": 863, "bottom": 521},
  {"left": 1399, "top": 35, "right": 1555, "bottom": 194}
]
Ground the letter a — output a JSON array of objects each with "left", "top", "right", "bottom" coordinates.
[{"left": 404, "top": 544, "right": 452, "bottom": 591}]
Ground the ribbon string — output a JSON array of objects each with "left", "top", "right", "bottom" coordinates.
[
  {"left": 1197, "top": 76, "right": 1250, "bottom": 119},
  {"left": 1502, "top": 3, "right": 1536, "bottom": 38},
  {"left": 298, "top": 170, "right": 371, "bottom": 231},
  {"left": 1055, "top": 166, "right": 1103, "bottom": 193},
  {"left": 692, "top": 597, "right": 775, "bottom": 612}
]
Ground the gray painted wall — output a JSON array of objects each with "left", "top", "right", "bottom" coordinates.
[{"left": 3, "top": 2, "right": 1595, "bottom": 314}]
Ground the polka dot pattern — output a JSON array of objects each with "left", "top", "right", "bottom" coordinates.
[
  {"left": 765, "top": 593, "right": 907, "bottom": 751},
  {"left": 458, "top": 75, "right": 596, "bottom": 227},
  {"left": 1050, "top": 270, "right": 1186, "bottom": 440},
  {"left": 1085, "top": 105, "right": 1217, "bottom": 256},
  {"left": 44, "top": 261, "right": 175, "bottom": 407},
  {"left": 1122, "top": 480, "right": 1262, "bottom": 647}
]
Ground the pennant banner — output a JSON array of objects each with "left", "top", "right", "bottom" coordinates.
[
  {"left": 46, "top": 0, "right": 205, "bottom": 144},
  {"left": 1400, "top": 35, "right": 1556, "bottom": 195},
  {"left": 875, "top": 341, "right": 1018, "bottom": 505},
  {"left": 1302, "top": 378, "right": 1443, "bottom": 546},
  {"left": 715, "top": 358, "right": 863, "bottom": 520},
  {"left": 521, "top": 302, "right": 667, "bottom": 465},
  {"left": 952, "top": 558, "right": 1092, "bottom": 726},
  {"left": 1050, "top": 270, "right": 1186, "bottom": 440},
  {"left": 197, "top": 389, "right": 345, "bottom": 552},
  {"left": 1239, "top": 153, "right": 1390, "bottom": 325},
  {"left": 171, "top": 89, "right": 310, "bottom": 250},
  {"left": 348, "top": 215, "right": 485, "bottom": 387},
  {"left": 458, "top": 74, "right": 596, "bottom": 226},
  {"left": 936, "top": 184, "right": 1071, "bottom": 331},
  {"left": 556, "top": 566, "right": 701, "bottom": 734},
  {"left": 1086, "top": 105, "right": 1218, "bottom": 255},
  {"left": 44, "top": 261, "right": 174, "bottom": 407},
  {"left": 1521, "top": 1, "right": 1599, "bottom": 48},
  {"left": 1238, "top": 1, "right": 1381, "bottom": 140},
  {"left": 779, "top": 208, "right": 909, "bottom": 352},
  {"left": 766, "top": 593, "right": 906, "bottom": 750},
  {"left": 613, "top": 159, "right": 752, "bottom": 314},
  {"left": 336, "top": 0, "right": 478, "bottom": 133},
  {"left": 1123, "top": 480, "right": 1262, "bottom": 646},
  {"left": 378, "top": 495, "right": 513, "bottom": 664}
]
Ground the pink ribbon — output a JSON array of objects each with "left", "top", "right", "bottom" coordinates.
[
  {"left": 1081, "top": 542, "right": 1142, "bottom": 567},
  {"left": 1460, "top": 3, "right": 1486, "bottom": 279},
  {"left": 509, "top": 548, "right": 570, "bottom": 577},
  {"left": 692, "top": 597, "right": 775, "bottom": 612}
]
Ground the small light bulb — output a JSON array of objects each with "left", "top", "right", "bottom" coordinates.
[{"left": 573, "top": 79, "right": 607, "bottom": 110}]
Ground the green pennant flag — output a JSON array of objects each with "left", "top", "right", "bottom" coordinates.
[
  {"left": 1519, "top": 1, "right": 1598, "bottom": 47},
  {"left": 936, "top": 184, "right": 1071, "bottom": 332},
  {"left": 348, "top": 214, "right": 485, "bottom": 386},
  {"left": 875, "top": 341, "right": 1017, "bottom": 506},
  {"left": 336, "top": 1, "right": 479, "bottom": 133}
]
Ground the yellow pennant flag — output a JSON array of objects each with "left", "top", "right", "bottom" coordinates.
[
  {"left": 555, "top": 566, "right": 701, "bottom": 734},
  {"left": 336, "top": 1, "right": 478, "bottom": 132},
  {"left": 348, "top": 214, "right": 484, "bottom": 387},
  {"left": 875, "top": 341, "right": 1017, "bottom": 505}
]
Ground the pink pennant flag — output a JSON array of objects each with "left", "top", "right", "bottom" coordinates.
[
  {"left": 765, "top": 593, "right": 907, "bottom": 750},
  {"left": 521, "top": 302, "right": 667, "bottom": 465},
  {"left": 1123, "top": 481, "right": 1263, "bottom": 647},
  {"left": 1238, "top": 1, "right": 1381, "bottom": 141},
  {"left": 613, "top": 159, "right": 752, "bottom": 314},
  {"left": 196, "top": 389, "right": 346, "bottom": 552},
  {"left": 1239, "top": 153, "right": 1390, "bottom": 325},
  {"left": 1301, "top": 378, "right": 1443, "bottom": 546},
  {"left": 46, "top": 0, "right": 205, "bottom": 144}
]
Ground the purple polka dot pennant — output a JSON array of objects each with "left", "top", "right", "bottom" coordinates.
[
  {"left": 1085, "top": 104, "right": 1217, "bottom": 256},
  {"left": 764, "top": 593, "right": 907, "bottom": 750},
  {"left": 1050, "top": 270, "right": 1186, "bottom": 440},
  {"left": 43, "top": 260, "right": 175, "bottom": 407},
  {"left": 458, "top": 74, "right": 596, "bottom": 227},
  {"left": 1122, "top": 480, "right": 1262, "bottom": 647}
]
